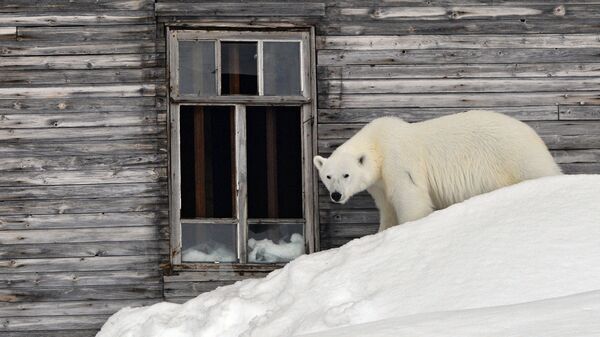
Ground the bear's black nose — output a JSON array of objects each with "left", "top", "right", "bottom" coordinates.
[{"left": 331, "top": 192, "right": 342, "bottom": 202}]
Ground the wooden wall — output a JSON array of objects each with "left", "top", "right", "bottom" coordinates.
[
  {"left": 157, "top": 0, "right": 600, "bottom": 303},
  {"left": 0, "top": 1, "right": 168, "bottom": 336},
  {"left": 2, "top": 0, "right": 600, "bottom": 335},
  {"left": 314, "top": 0, "right": 600, "bottom": 249}
]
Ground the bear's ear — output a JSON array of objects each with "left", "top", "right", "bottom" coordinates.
[
  {"left": 313, "top": 155, "right": 326, "bottom": 170},
  {"left": 358, "top": 155, "right": 365, "bottom": 165}
]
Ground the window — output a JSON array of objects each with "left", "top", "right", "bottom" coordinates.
[{"left": 168, "top": 28, "right": 317, "bottom": 265}]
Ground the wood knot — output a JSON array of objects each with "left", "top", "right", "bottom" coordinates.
[{"left": 553, "top": 5, "right": 566, "bottom": 16}]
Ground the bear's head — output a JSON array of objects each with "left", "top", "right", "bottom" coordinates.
[{"left": 313, "top": 152, "right": 374, "bottom": 204}]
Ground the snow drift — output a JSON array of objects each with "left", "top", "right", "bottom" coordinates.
[{"left": 97, "top": 175, "right": 600, "bottom": 337}]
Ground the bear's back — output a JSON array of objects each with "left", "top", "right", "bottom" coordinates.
[{"left": 412, "top": 110, "right": 561, "bottom": 209}]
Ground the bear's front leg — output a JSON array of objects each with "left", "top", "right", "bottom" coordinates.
[
  {"left": 367, "top": 184, "right": 398, "bottom": 232},
  {"left": 389, "top": 176, "right": 434, "bottom": 225}
]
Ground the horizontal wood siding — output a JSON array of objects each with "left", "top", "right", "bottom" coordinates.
[
  {"left": 0, "top": 1, "right": 166, "bottom": 336},
  {"left": 313, "top": 0, "right": 600, "bottom": 249},
  {"left": 155, "top": 0, "right": 600, "bottom": 306}
]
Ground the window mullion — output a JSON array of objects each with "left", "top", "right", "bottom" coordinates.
[
  {"left": 235, "top": 104, "right": 248, "bottom": 263},
  {"left": 258, "top": 40, "right": 264, "bottom": 96},
  {"left": 216, "top": 40, "right": 222, "bottom": 96}
]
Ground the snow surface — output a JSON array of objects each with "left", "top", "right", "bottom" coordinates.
[
  {"left": 248, "top": 233, "right": 305, "bottom": 263},
  {"left": 182, "top": 234, "right": 305, "bottom": 263},
  {"left": 182, "top": 242, "right": 237, "bottom": 263},
  {"left": 97, "top": 175, "right": 600, "bottom": 337}
]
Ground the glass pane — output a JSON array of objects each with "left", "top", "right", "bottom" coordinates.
[
  {"left": 178, "top": 41, "right": 216, "bottom": 96},
  {"left": 182, "top": 223, "right": 237, "bottom": 262},
  {"left": 180, "top": 106, "right": 235, "bottom": 218},
  {"left": 246, "top": 106, "right": 303, "bottom": 218},
  {"left": 221, "top": 42, "right": 258, "bottom": 95},
  {"left": 263, "top": 42, "right": 301, "bottom": 96},
  {"left": 248, "top": 223, "right": 304, "bottom": 263}
]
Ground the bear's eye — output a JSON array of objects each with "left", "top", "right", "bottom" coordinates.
[
  {"left": 343, "top": 174, "right": 349, "bottom": 178},
  {"left": 326, "top": 175, "right": 331, "bottom": 180}
]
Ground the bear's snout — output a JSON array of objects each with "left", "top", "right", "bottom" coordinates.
[{"left": 331, "top": 192, "right": 342, "bottom": 203}]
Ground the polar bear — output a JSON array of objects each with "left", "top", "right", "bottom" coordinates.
[{"left": 314, "top": 110, "right": 562, "bottom": 232}]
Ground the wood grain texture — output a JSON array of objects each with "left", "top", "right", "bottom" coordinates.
[
  {"left": 317, "top": 48, "right": 600, "bottom": 66},
  {"left": 1, "top": 241, "right": 168, "bottom": 259},
  {"left": 0, "top": 256, "right": 163, "bottom": 274},
  {"left": 317, "top": 34, "right": 600, "bottom": 50},
  {"left": 4, "top": 1, "right": 600, "bottom": 336},
  {"left": 0, "top": 12, "right": 154, "bottom": 26},
  {"left": 155, "top": 2, "right": 326, "bottom": 17}
]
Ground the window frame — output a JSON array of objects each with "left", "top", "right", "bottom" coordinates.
[{"left": 167, "top": 26, "right": 318, "bottom": 266}]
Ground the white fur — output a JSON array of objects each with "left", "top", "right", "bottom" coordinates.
[{"left": 314, "top": 110, "right": 562, "bottom": 231}]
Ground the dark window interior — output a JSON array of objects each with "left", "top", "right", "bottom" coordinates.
[
  {"left": 246, "top": 106, "right": 303, "bottom": 219},
  {"left": 180, "top": 105, "right": 235, "bottom": 218},
  {"left": 221, "top": 42, "right": 258, "bottom": 95}
]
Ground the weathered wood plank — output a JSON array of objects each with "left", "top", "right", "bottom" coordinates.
[
  {"left": 559, "top": 163, "right": 600, "bottom": 173},
  {"left": 318, "top": 92, "right": 600, "bottom": 109},
  {"left": 0, "top": 40, "right": 162, "bottom": 56},
  {"left": 0, "top": 12, "right": 153, "bottom": 26},
  {"left": 0, "top": 139, "right": 167, "bottom": 158},
  {"left": 0, "top": 97, "right": 161, "bottom": 113},
  {"left": 1, "top": 240, "right": 168, "bottom": 259},
  {"left": 332, "top": 5, "right": 600, "bottom": 20},
  {"left": 0, "top": 84, "right": 160, "bottom": 99},
  {"left": 559, "top": 105, "right": 600, "bottom": 120},
  {"left": 319, "top": 18, "right": 600, "bottom": 35},
  {"left": 0, "top": 197, "right": 167, "bottom": 216},
  {"left": 163, "top": 281, "right": 236, "bottom": 298},
  {"left": 0, "top": 125, "right": 164, "bottom": 141},
  {"left": 0, "top": 315, "right": 109, "bottom": 332},
  {"left": 0, "top": 226, "right": 165, "bottom": 245},
  {"left": 320, "top": 223, "right": 379, "bottom": 238},
  {"left": 17, "top": 25, "right": 155, "bottom": 42},
  {"left": 0, "top": 112, "right": 160, "bottom": 129},
  {"left": 318, "top": 106, "right": 558, "bottom": 123},
  {"left": 0, "top": 168, "right": 163, "bottom": 187},
  {"left": 553, "top": 149, "right": 600, "bottom": 164},
  {"left": 0, "top": 299, "right": 158, "bottom": 318},
  {"left": 0, "top": 271, "right": 160, "bottom": 289},
  {"left": 318, "top": 63, "right": 600, "bottom": 80},
  {"left": 155, "top": 2, "right": 326, "bottom": 17},
  {"left": 320, "top": 78, "right": 600, "bottom": 94},
  {"left": 0, "top": 330, "right": 98, "bottom": 337},
  {"left": 530, "top": 121, "right": 600, "bottom": 150},
  {"left": 0, "top": 54, "right": 163, "bottom": 70},
  {"left": 318, "top": 34, "right": 600, "bottom": 50},
  {"left": 320, "top": 209, "right": 379, "bottom": 224},
  {"left": 0, "top": 27, "right": 16, "bottom": 39},
  {"left": 1, "top": 69, "right": 164, "bottom": 85},
  {"left": 0, "top": 182, "right": 166, "bottom": 203},
  {"left": 0, "top": 97, "right": 166, "bottom": 114},
  {"left": 0, "top": 154, "right": 166, "bottom": 173},
  {"left": 0, "top": 211, "right": 165, "bottom": 230},
  {"left": 0, "top": 0, "right": 154, "bottom": 12},
  {"left": 0, "top": 284, "right": 162, "bottom": 303},
  {"left": 318, "top": 48, "right": 600, "bottom": 66},
  {"left": 0, "top": 256, "right": 162, "bottom": 273}
]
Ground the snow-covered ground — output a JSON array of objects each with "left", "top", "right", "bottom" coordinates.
[{"left": 97, "top": 175, "right": 600, "bottom": 337}]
